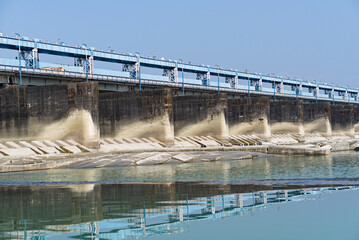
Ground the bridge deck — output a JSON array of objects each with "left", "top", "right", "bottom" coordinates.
[{"left": 0, "top": 35, "right": 357, "bottom": 103}]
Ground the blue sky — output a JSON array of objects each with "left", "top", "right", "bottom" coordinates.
[{"left": 0, "top": 0, "right": 358, "bottom": 87}]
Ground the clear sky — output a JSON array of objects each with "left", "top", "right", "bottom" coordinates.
[{"left": 0, "top": 0, "right": 358, "bottom": 87}]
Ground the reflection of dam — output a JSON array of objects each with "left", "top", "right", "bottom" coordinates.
[{"left": 0, "top": 184, "right": 356, "bottom": 239}]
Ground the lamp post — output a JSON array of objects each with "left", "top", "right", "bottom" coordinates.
[
  {"left": 15, "top": 33, "right": 22, "bottom": 85},
  {"left": 135, "top": 52, "right": 141, "bottom": 91},
  {"left": 179, "top": 59, "right": 184, "bottom": 96},
  {"left": 215, "top": 64, "right": 220, "bottom": 93}
]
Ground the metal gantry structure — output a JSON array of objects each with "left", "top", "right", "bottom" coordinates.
[{"left": 0, "top": 34, "right": 357, "bottom": 103}]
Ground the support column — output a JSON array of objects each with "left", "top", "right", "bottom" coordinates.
[
  {"left": 88, "top": 56, "right": 94, "bottom": 74},
  {"left": 331, "top": 104, "right": 354, "bottom": 134},
  {"left": 269, "top": 99, "right": 304, "bottom": 135},
  {"left": 303, "top": 101, "right": 331, "bottom": 136},
  {"left": 173, "top": 93, "right": 228, "bottom": 141},
  {"left": 99, "top": 89, "right": 174, "bottom": 144},
  {"left": 0, "top": 82, "right": 100, "bottom": 147},
  {"left": 227, "top": 96, "right": 270, "bottom": 137}
]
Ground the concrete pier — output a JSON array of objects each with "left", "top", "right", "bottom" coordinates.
[
  {"left": 227, "top": 97, "right": 270, "bottom": 137},
  {"left": 331, "top": 104, "right": 354, "bottom": 134},
  {"left": 99, "top": 89, "right": 174, "bottom": 144},
  {"left": 303, "top": 102, "right": 331, "bottom": 135},
  {"left": 269, "top": 99, "right": 304, "bottom": 135},
  {"left": 173, "top": 93, "right": 228, "bottom": 141},
  {"left": 0, "top": 82, "right": 99, "bottom": 147}
]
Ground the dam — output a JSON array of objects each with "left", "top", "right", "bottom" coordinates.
[
  {"left": 0, "top": 34, "right": 358, "bottom": 164},
  {"left": 0, "top": 81, "right": 357, "bottom": 161}
]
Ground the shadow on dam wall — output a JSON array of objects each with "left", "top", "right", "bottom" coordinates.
[{"left": 0, "top": 82, "right": 358, "bottom": 145}]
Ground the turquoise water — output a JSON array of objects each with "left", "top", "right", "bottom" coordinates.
[
  {"left": 1, "top": 152, "right": 359, "bottom": 184},
  {"left": 1, "top": 152, "right": 359, "bottom": 239}
]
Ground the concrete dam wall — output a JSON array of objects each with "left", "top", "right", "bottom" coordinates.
[
  {"left": 0, "top": 83, "right": 99, "bottom": 147},
  {"left": 303, "top": 102, "right": 331, "bottom": 135},
  {"left": 331, "top": 104, "right": 354, "bottom": 134},
  {"left": 173, "top": 93, "right": 228, "bottom": 141},
  {"left": 99, "top": 89, "right": 173, "bottom": 144},
  {"left": 227, "top": 97, "right": 270, "bottom": 137},
  {"left": 0, "top": 82, "right": 357, "bottom": 146},
  {"left": 269, "top": 99, "right": 304, "bottom": 135}
]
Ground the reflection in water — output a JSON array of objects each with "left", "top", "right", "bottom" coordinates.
[
  {"left": 0, "top": 182, "right": 357, "bottom": 239},
  {"left": 1, "top": 153, "right": 359, "bottom": 184}
]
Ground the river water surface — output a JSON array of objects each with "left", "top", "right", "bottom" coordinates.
[{"left": 1, "top": 152, "right": 359, "bottom": 239}]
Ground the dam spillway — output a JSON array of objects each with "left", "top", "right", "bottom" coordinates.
[
  {"left": 0, "top": 82, "right": 357, "bottom": 151},
  {"left": 0, "top": 33, "right": 358, "bottom": 157}
]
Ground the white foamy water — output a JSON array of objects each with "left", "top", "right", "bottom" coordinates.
[
  {"left": 176, "top": 111, "right": 229, "bottom": 140},
  {"left": 229, "top": 116, "right": 271, "bottom": 137},
  {"left": 116, "top": 112, "right": 174, "bottom": 142},
  {"left": 270, "top": 122, "right": 303, "bottom": 134},
  {"left": 304, "top": 118, "right": 332, "bottom": 135},
  {"left": 37, "top": 109, "right": 99, "bottom": 142}
]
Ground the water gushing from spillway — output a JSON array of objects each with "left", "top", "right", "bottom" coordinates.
[
  {"left": 37, "top": 109, "right": 99, "bottom": 143},
  {"left": 115, "top": 112, "right": 174, "bottom": 142},
  {"left": 304, "top": 118, "right": 332, "bottom": 135},
  {"left": 229, "top": 116, "right": 271, "bottom": 137},
  {"left": 270, "top": 122, "right": 303, "bottom": 134},
  {"left": 326, "top": 118, "right": 333, "bottom": 136},
  {"left": 176, "top": 111, "right": 229, "bottom": 140},
  {"left": 354, "top": 123, "right": 359, "bottom": 134}
]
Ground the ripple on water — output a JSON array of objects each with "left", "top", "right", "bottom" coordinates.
[{"left": 0, "top": 152, "right": 359, "bottom": 184}]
